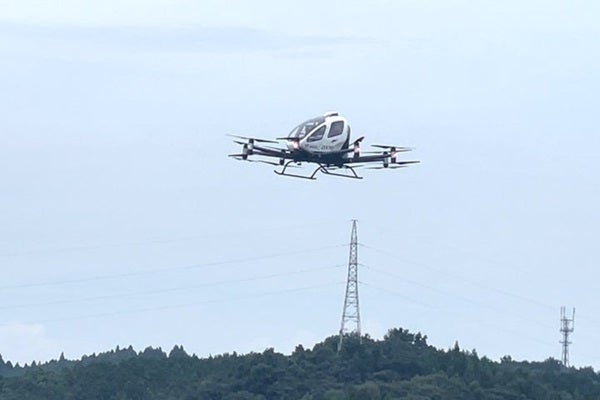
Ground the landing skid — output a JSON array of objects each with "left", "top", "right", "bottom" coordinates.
[
  {"left": 320, "top": 165, "right": 363, "bottom": 179},
  {"left": 274, "top": 161, "right": 363, "bottom": 180}
]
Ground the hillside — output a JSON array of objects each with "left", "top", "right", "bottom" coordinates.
[{"left": 0, "top": 328, "right": 598, "bottom": 400}]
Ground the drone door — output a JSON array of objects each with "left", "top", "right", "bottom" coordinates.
[{"left": 323, "top": 120, "right": 346, "bottom": 151}]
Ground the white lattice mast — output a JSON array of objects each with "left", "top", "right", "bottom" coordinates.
[
  {"left": 560, "top": 307, "right": 575, "bottom": 367},
  {"left": 338, "top": 220, "right": 361, "bottom": 352}
]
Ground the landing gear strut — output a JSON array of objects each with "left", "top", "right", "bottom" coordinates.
[{"left": 274, "top": 161, "right": 363, "bottom": 180}]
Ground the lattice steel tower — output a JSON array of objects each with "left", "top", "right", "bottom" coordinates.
[
  {"left": 560, "top": 307, "right": 575, "bottom": 367},
  {"left": 338, "top": 220, "right": 361, "bottom": 352}
]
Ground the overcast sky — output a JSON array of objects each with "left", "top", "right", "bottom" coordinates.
[{"left": 1, "top": 0, "right": 599, "bottom": 368}]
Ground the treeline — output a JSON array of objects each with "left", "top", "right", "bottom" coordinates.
[{"left": 0, "top": 328, "right": 598, "bottom": 399}]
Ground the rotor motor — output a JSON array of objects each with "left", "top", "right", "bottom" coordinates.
[
  {"left": 353, "top": 142, "right": 361, "bottom": 159},
  {"left": 241, "top": 139, "right": 256, "bottom": 160}
]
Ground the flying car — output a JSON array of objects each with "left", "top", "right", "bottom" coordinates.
[{"left": 228, "top": 111, "right": 418, "bottom": 180}]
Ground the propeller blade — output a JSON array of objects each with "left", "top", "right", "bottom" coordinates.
[
  {"left": 229, "top": 155, "right": 298, "bottom": 168},
  {"left": 366, "top": 161, "right": 419, "bottom": 169},
  {"left": 387, "top": 165, "right": 409, "bottom": 169},
  {"left": 227, "top": 134, "right": 278, "bottom": 144},
  {"left": 250, "top": 159, "right": 301, "bottom": 168},
  {"left": 247, "top": 159, "right": 280, "bottom": 166},
  {"left": 394, "top": 161, "right": 420, "bottom": 165},
  {"left": 365, "top": 165, "right": 406, "bottom": 170},
  {"left": 371, "top": 144, "right": 413, "bottom": 151},
  {"left": 352, "top": 136, "right": 365, "bottom": 145}
]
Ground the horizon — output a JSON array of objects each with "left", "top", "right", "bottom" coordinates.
[{"left": 0, "top": 326, "right": 581, "bottom": 369}]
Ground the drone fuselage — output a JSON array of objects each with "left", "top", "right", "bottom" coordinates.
[
  {"left": 229, "top": 111, "right": 417, "bottom": 180},
  {"left": 286, "top": 112, "right": 351, "bottom": 155}
]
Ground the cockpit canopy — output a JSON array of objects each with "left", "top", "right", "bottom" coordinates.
[
  {"left": 287, "top": 117, "right": 325, "bottom": 140},
  {"left": 286, "top": 113, "right": 350, "bottom": 153}
]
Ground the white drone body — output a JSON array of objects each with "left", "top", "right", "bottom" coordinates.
[{"left": 229, "top": 112, "right": 417, "bottom": 180}]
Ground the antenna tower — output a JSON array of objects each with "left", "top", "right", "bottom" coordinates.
[
  {"left": 559, "top": 307, "right": 575, "bottom": 367},
  {"left": 338, "top": 220, "right": 361, "bottom": 352}
]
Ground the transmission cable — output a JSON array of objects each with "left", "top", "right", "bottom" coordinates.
[
  {"left": 0, "top": 244, "right": 346, "bottom": 290},
  {"left": 0, "top": 264, "right": 344, "bottom": 310},
  {"left": 0, "top": 281, "right": 344, "bottom": 327}
]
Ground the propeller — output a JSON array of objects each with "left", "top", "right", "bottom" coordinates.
[
  {"left": 229, "top": 154, "right": 300, "bottom": 168},
  {"left": 246, "top": 159, "right": 281, "bottom": 166},
  {"left": 233, "top": 141, "right": 288, "bottom": 153},
  {"left": 366, "top": 165, "right": 406, "bottom": 170},
  {"left": 228, "top": 134, "right": 278, "bottom": 144},
  {"left": 371, "top": 144, "right": 413, "bottom": 152},
  {"left": 367, "top": 143, "right": 410, "bottom": 164},
  {"left": 366, "top": 161, "right": 420, "bottom": 170}
]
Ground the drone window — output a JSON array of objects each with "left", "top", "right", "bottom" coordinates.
[
  {"left": 289, "top": 117, "right": 325, "bottom": 140},
  {"left": 307, "top": 125, "right": 326, "bottom": 142},
  {"left": 328, "top": 121, "right": 345, "bottom": 138}
]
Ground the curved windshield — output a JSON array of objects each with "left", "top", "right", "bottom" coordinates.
[
  {"left": 288, "top": 117, "right": 326, "bottom": 140},
  {"left": 307, "top": 125, "right": 326, "bottom": 142}
]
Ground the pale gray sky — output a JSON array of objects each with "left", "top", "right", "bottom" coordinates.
[{"left": 1, "top": 0, "right": 599, "bottom": 368}]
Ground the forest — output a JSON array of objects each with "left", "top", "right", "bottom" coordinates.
[{"left": 0, "top": 328, "right": 598, "bottom": 399}]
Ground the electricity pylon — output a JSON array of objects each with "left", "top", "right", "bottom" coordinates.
[{"left": 338, "top": 220, "right": 361, "bottom": 352}]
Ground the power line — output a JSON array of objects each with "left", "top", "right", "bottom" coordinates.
[
  {"left": 0, "top": 282, "right": 344, "bottom": 327},
  {"left": 361, "top": 280, "right": 556, "bottom": 349},
  {"left": 365, "top": 265, "right": 555, "bottom": 331},
  {"left": 359, "top": 281, "right": 436, "bottom": 309},
  {"left": 364, "top": 243, "right": 600, "bottom": 340},
  {"left": 0, "top": 220, "right": 345, "bottom": 258},
  {"left": 0, "top": 244, "right": 346, "bottom": 290},
  {"left": 362, "top": 243, "right": 556, "bottom": 312},
  {"left": 0, "top": 264, "right": 344, "bottom": 311}
]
